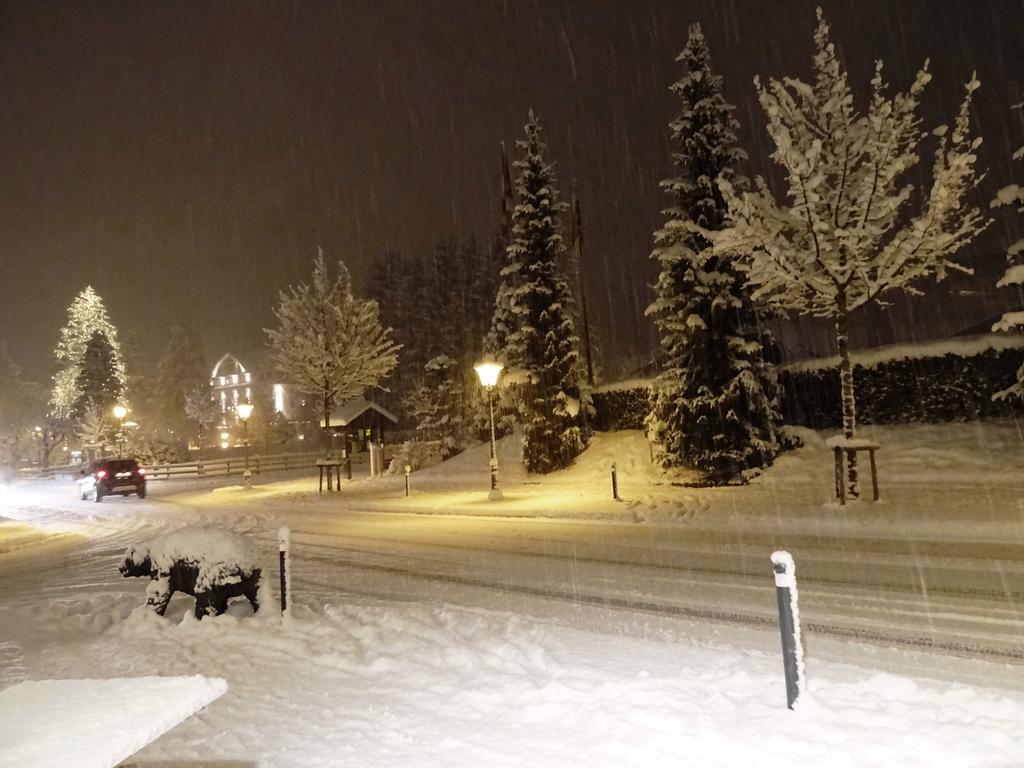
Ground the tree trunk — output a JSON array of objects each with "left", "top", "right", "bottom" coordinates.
[
  {"left": 835, "top": 297, "right": 859, "bottom": 499},
  {"left": 323, "top": 391, "right": 332, "bottom": 456}
]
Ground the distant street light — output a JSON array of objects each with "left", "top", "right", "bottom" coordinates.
[
  {"left": 236, "top": 401, "right": 255, "bottom": 485},
  {"left": 112, "top": 404, "right": 128, "bottom": 457},
  {"left": 473, "top": 358, "right": 504, "bottom": 501}
]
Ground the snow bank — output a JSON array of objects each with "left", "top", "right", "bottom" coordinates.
[
  {"left": 0, "top": 675, "right": 226, "bottom": 768},
  {"left": 106, "top": 601, "right": 1024, "bottom": 767}
]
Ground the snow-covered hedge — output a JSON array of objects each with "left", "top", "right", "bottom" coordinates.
[
  {"left": 591, "top": 385, "right": 653, "bottom": 431},
  {"left": 592, "top": 335, "right": 1024, "bottom": 431},
  {"left": 781, "top": 335, "right": 1024, "bottom": 428}
]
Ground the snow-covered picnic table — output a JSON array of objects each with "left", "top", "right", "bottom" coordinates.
[{"left": 0, "top": 675, "right": 227, "bottom": 768}]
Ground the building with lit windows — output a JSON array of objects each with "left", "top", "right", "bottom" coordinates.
[{"left": 210, "top": 353, "right": 253, "bottom": 420}]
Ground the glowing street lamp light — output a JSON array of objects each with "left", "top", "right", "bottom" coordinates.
[
  {"left": 112, "top": 404, "right": 128, "bottom": 457},
  {"left": 474, "top": 358, "right": 504, "bottom": 500},
  {"left": 235, "top": 402, "right": 254, "bottom": 484}
]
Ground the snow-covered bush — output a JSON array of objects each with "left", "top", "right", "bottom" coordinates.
[
  {"left": 386, "top": 440, "right": 443, "bottom": 474},
  {"left": 592, "top": 387, "right": 652, "bottom": 431}
]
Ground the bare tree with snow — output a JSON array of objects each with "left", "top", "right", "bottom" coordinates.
[
  {"left": 714, "top": 8, "right": 990, "bottom": 498},
  {"left": 265, "top": 252, "right": 400, "bottom": 450}
]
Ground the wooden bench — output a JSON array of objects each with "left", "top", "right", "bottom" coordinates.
[{"left": 826, "top": 436, "right": 880, "bottom": 505}]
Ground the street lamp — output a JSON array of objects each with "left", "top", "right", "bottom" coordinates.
[
  {"left": 473, "top": 358, "right": 504, "bottom": 500},
  {"left": 235, "top": 402, "right": 254, "bottom": 485},
  {"left": 112, "top": 404, "right": 128, "bottom": 457}
]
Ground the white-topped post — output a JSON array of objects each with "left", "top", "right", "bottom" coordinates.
[
  {"left": 770, "top": 550, "right": 804, "bottom": 709},
  {"left": 278, "top": 525, "right": 291, "bottom": 618}
]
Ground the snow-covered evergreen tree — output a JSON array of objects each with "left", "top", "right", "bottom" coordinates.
[
  {"left": 153, "top": 325, "right": 208, "bottom": 435},
  {"left": 991, "top": 146, "right": 1024, "bottom": 400},
  {"left": 485, "top": 143, "right": 519, "bottom": 360},
  {"left": 265, "top": 251, "right": 400, "bottom": 446},
  {"left": 646, "top": 23, "right": 784, "bottom": 483},
  {"left": 0, "top": 344, "right": 42, "bottom": 466},
  {"left": 715, "top": 9, "right": 989, "bottom": 497},
  {"left": 72, "top": 331, "right": 122, "bottom": 420},
  {"left": 51, "top": 287, "right": 127, "bottom": 419},
  {"left": 407, "top": 355, "right": 472, "bottom": 458},
  {"left": 503, "top": 111, "right": 587, "bottom": 473}
]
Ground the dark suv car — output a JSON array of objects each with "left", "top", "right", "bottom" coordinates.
[{"left": 78, "top": 458, "right": 147, "bottom": 502}]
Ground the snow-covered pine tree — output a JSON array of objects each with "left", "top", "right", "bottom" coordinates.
[
  {"left": 407, "top": 354, "right": 471, "bottom": 458},
  {"left": 72, "top": 331, "right": 122, "bottom": 420},
  {"left": 485, "top": 141, "right": 520, "bottom": 363},
  {"left": 265, "top": 251, "right": 400, "bottom": 448},
  {"left": 715, "top": 9, "right": 989, "bottom": 497},
  {"left": 0, "top": 344, "right": 41, "bottom": 466},
  {"left": 153, "top": 325, "right": 208, "bottom": 436},
  {"left": 51, "top": 287, "right": 127, "bottom": 420},
  {"left": 991, "top": 145, "right": 1024, "bottom": 401},
  {"left": 504, "top": 111, "right": 587, "bottom": 473},
  {"left": 645, "top": 23, "right": 784, "bottom": 483}
]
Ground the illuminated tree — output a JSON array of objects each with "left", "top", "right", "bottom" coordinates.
[
  {"left": 51, "top": 287, "right": 126, "bottom": 419},
  {"left": 715, "top": 9, "right": 989, "bottom": 497},
  {"left": 266, "top": 252, "right": 400, "bottom": 447}
]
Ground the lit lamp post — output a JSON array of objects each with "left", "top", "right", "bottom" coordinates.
[
  {"left": 236, "top": 402, "right": 254, "bottom": 485},
  {"left": 112, "top": 404, "right": 128, "bottom": 457},
  {"left": 473, "top": 358, "right": 504, "bottom": 500}
]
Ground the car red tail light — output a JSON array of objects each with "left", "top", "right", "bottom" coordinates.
[{"left": 95, "top": 470, "right": 107, "bottom": 479}]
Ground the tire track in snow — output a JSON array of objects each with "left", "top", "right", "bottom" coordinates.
[{"left": 295, "top": 551, "right": 1024, "bottom": 663}]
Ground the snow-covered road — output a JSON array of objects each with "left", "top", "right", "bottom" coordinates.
[{"left": 2, "top": 424, "right": 1024, "bottom": 765}]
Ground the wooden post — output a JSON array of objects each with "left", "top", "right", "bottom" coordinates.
[
  {"left": 869, "top": 448, "right": 879, "bottom": 502},
  {"left": 278, "top": 526, "right": 291, "bottom": 617},
  {"left": 833, "top": 447, "right": 845, "bottom": 505}
]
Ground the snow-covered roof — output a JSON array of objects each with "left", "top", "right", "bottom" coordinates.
[{"left": 322, "top": 399, "right": 398, "bottom": 427}]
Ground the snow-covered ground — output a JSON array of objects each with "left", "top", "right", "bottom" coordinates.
[{"left": 1, "top": 421, "right": 1023, "bottom": 766}]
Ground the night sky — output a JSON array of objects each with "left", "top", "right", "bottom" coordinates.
[{"left": 2, "top": 0, "right": 1023, "bottom": 380}]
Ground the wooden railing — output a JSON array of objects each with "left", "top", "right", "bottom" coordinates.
[
  {"left": 40, "top": 451, "right": 325, "bottom": 481},
  {"left": 143, "top": 451, "right": 324, "bottom": 480}
]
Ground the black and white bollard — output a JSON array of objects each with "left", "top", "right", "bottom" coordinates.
[
  {"left": 770, "top": 550, "right": 804, "bottom": 709},
  {"left": 404, "top": 464, "right": 411, "bottom": 497},
  {"left": 611, "top": 462, "right": 620, "bottom": 501},
  {"left": 279, "top": 525, "right": 291, "bottom": 618}
]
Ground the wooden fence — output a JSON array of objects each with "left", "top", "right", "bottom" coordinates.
[{"left": 40, "top": 451, "right": 325, "bottom": 481}]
